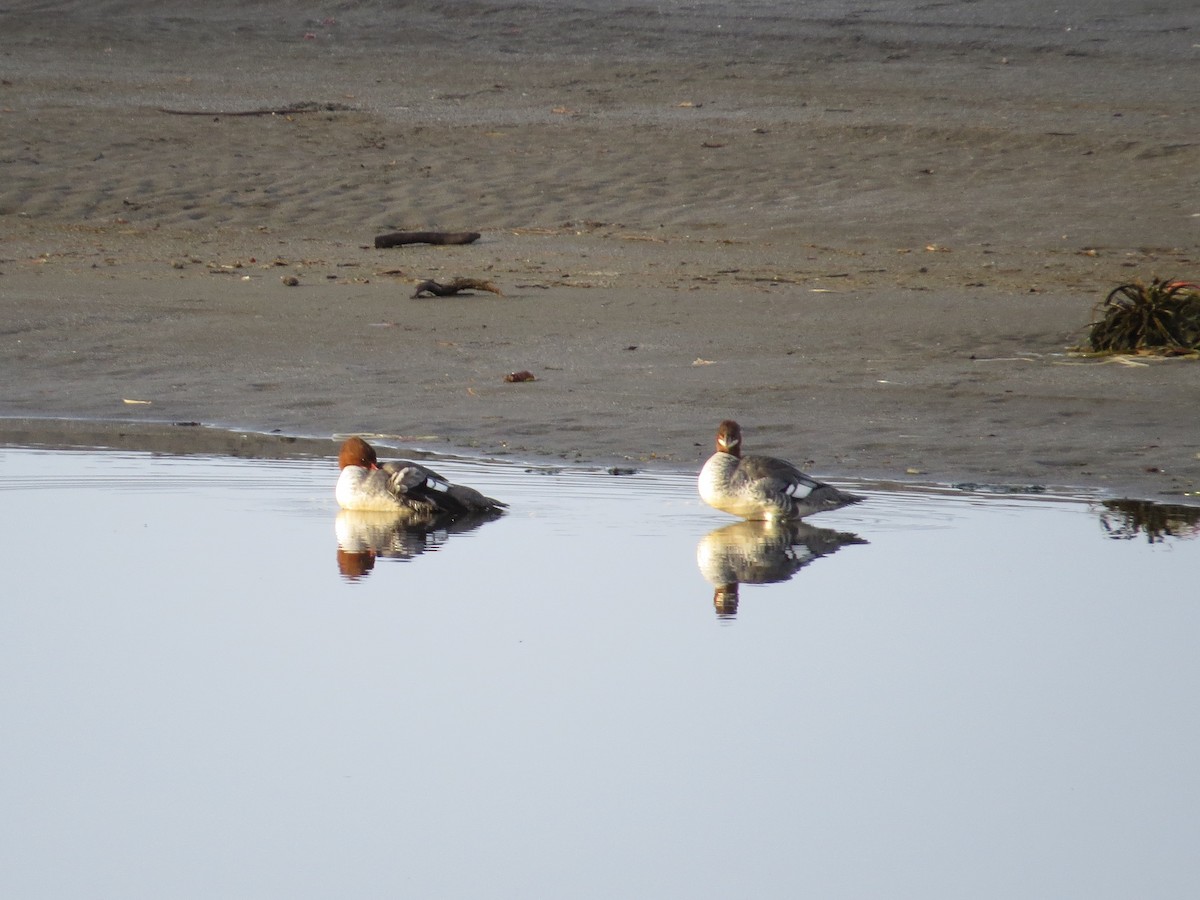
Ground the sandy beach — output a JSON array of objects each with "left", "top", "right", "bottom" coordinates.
[{"left": 2, "top": 0, "right": 1198, "bottom": 500}]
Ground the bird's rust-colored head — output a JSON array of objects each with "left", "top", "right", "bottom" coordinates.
[
  {"left": 715, "top": 420, "right": 743, "bottom": 457},
  {"left": 338, "top": 436, "right": 379, "bottom": 470}
]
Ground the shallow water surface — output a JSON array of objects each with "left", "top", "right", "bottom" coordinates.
[{"left": 2, "top": 446, "right": 1199, "bottom": 900}]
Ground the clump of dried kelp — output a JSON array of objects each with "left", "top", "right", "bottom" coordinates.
[{"left": 1086, "top": 278, "right": 1200, "bottom": 355}]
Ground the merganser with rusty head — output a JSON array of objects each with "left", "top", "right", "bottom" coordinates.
[
  {"left": 335, "top": 436, "right": 506, "bottom": 519},
  {"left": 698, "top": 420, "right": 863, "bottom": 521}
]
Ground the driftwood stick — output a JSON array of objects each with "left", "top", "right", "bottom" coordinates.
[
  {"left": 156, "top": 104, "right": 348, "bottom": 117},
  {"left": 376, "top": 231, "right": 481, "bottom": 248},
  {"left": 411, "top": 278, "right": 503, "bottom": 299}
]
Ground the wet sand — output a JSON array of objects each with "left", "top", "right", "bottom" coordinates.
[{"left": 2, "top": 0, "right": 1198, "bottom": 500}]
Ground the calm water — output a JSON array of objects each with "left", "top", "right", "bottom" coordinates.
[{"left": 2, "top": 445, "right": 1199, "bottom": 900}]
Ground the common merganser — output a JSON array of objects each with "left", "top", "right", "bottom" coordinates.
[
  {"left": 335, "top": 436, "right": 507, "bottom": 519},
  {"left": 698, "top": 420, "right": 864, "bottom": 520}
]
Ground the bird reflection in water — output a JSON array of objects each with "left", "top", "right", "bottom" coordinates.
[
  {"left": 696, "top": 519, "right": 867, "bottom": 619},
  {"left": 335, "top": 509, "right": 498, "bottom": 580}
]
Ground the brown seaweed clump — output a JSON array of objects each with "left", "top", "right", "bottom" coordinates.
[{"left": 1087, "top": 278, "right": 1200, "bottom": 355}]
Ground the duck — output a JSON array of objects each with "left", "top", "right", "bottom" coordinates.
[
  {"left": 335, "top": 436, "right": 507, "bottom": 519},
  {"left": 698, "top": 420, "right": 864, "bottom": 521}
]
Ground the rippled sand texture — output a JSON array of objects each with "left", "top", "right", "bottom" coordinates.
[
  {"left": 4, "top": 1, "right": 1195, "bottom": 246},
  {"left": 1, "top": 0, "right": 1198, "bottom": 497}
]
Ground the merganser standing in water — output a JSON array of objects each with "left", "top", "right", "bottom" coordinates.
[
  {"left": 698, "top": 420, "right": 863, "bottom": 521},
  {"left": 335, "top": 436, "right": 506, "bottom": 519}
]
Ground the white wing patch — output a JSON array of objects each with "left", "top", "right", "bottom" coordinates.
[{"left": 784, "top": 480, "right": 814, "bottom": 499}]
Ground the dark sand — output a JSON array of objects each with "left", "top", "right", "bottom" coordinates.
[{"left": 2, "top": 0, "right": 1198, "bottom": 500}]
